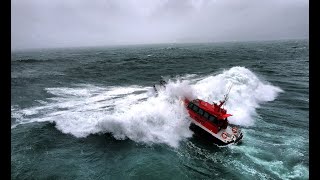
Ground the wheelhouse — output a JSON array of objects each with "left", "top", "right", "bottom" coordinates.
[{"left": 186, "top": 99, "right": 229, "bottom": 133}]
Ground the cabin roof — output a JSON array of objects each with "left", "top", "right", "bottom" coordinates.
[{"left": 191, "top": 99, "right": 230, "bottom": 120}]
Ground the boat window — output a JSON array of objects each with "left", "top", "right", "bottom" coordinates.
[
  {"left": 214, "top": 118, "right": 218, "bottom": 124},
  {"left": 203, "top": 112, "right": 209, "bottom": 119},
  {"left": 208, "top": 115, "right": 217, "bottom": 124},
  {"left": 192, "top": 105, "right": 199, "bottom": 112},
  {"left": 198, "top": 108, "right": 204, "bottom": 116},
  {"left": 188, "top": 103, "right": 194, "bottom": 109}
]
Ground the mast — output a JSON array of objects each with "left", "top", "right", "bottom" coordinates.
[{"left": 219, "top": 83, "right": 233, "bottom": 108}]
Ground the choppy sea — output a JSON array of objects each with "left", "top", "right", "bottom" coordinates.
[{"left": 11, "top": 39, "right": 309, "bottom": 179}]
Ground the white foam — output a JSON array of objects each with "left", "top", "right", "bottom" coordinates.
[
  {"left": 286, "top": 164, "right": 309, "bottom": 179},
  {"left": 193, "top": 66, "right": 283, "bottom": 126},
  {"left": 11, "top": 66, "right": 282, "bottom": 147}
]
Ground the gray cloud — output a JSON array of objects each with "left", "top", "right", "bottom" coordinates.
[{"left": 11, "top": 0, "right": 309, "bottom": 50}]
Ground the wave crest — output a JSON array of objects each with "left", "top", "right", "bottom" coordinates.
[{"left": 11, "top": 66, "right": 283, "bottom": 147}]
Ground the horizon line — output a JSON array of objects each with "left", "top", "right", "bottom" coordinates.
[{"left": 11, "top": 37, "right": 308, "bottom": 52}]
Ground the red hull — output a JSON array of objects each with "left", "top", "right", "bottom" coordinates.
[{"left": 184, "top": 98, "right": 243, "bottom": 145}]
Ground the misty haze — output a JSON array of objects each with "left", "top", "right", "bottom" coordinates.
[{"left": 11, "top": 0, "right": 308, "bottom": 50}]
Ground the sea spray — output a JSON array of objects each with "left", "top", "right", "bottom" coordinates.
[
  {"left": 11, "top": 67, "right": 283, "bottom": 147},
  {"left": 193, "top": 66, "right": 283, "bottom": 126}
]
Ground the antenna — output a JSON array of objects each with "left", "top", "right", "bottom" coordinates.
[{"left": 222, "top": 83, "right": 233, "bottom": 107}]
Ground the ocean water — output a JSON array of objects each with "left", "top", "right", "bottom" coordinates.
[{"left": 11, "top": 39, "right": 309, "bottom": 179}]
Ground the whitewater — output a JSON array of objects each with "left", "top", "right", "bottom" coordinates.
[{"left": 12, "top": 66, "right": 283, "bottom": 147}]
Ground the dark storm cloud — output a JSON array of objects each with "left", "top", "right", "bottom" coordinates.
[{"left": 11, "top": 0, "right": 308, "bottom": 50}]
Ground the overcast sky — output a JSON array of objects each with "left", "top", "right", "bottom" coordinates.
[{"left": 11, "top": 0, "right": 308, "bottom": 50}]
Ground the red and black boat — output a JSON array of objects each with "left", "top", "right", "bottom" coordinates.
[
  {"left": 152, "top": 80, "right": 243, "bottom": 145},
  {"left": 184, "top": 89, "right": 243, "bottom": 146}
]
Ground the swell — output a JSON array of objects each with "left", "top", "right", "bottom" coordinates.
[{"left": 11, "top": 66, "right": 283, "bottom": 147}]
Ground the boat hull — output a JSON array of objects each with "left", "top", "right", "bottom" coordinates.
[{"left": 189, "top": 122, "right": 243, "bottom": 146}]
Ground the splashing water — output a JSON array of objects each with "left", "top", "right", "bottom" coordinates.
[
  {"left": 194, "top": 66, "right": 283, "bottom": 126},
  {"left": 11, "top": 67, "right": 283, "bottom": 147}
]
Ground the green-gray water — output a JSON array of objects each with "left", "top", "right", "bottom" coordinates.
[{"left": 11, "top": 39, "right": 309, "bottom": 179}]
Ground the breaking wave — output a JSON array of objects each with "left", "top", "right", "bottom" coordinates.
[{"left": 11, "top": 66, "right": 283, "bottom": 147}]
